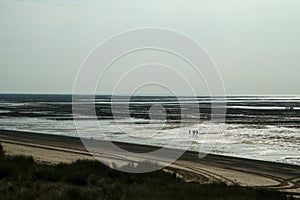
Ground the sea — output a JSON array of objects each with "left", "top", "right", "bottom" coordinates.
[{"left": 0, "top": 94, "right": 299, "bottom": 165}]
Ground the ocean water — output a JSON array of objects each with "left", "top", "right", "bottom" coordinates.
[{"left": 0, "top": 94, "right": 299, "bottom": 165}]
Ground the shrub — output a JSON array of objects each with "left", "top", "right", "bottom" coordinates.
[
  {"left": 0, "top": 147, "right": 290, "bottom": 200},
  {"left": 0, "top": 143, "right": 4, "bottom": 157}
]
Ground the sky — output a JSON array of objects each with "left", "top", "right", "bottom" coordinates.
[{"left": 0, "top": 0, "right": 299, "bottom": 95}]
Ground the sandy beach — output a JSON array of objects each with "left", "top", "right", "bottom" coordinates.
[{"left": 0, "top": 129, "right": 299, "bottom": 198}]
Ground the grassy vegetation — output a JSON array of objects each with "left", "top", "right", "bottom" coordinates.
[{"left": 0, "top": 144, "right": 291, "bottom": 200}]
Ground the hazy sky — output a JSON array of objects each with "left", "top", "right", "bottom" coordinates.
[{"left": 0, "top": 0, "right": 299, "bottom": 95}]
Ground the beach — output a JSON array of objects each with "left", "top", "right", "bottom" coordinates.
[
  {"left": 1, "top": 94, "right": 300, "bottom": 166},
  {"left": 0, "top": 129, "right": 299, "bottom": 198}
]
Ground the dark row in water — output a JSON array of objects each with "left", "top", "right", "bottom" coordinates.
[{"left": 0, "top": 94, "right": 300, "bottom": 128}]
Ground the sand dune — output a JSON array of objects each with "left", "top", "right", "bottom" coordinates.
[{"left": 0, "top": 129, "right": 299, "bottom": 198}]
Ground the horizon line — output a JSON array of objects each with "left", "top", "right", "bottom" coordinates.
[{"left": 0, "top": 92, "right": 300, "bottom": 97}]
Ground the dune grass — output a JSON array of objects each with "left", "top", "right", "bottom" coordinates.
[{"left": 0, "top": 144, "right": 292, "bottom": 200}]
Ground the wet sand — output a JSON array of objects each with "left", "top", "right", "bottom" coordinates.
[{"left": 0, "top": 129, "right": 299, "bottom": 197}]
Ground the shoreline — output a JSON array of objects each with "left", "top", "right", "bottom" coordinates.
[
  {"left": 0, "top": 128, "right": 299, "bottom": 167},
  {"left": 0, "top": 129, "right": 299, "bottom": 196}
]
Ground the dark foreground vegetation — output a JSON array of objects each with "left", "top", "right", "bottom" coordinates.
[{"left": 0, "top": 144, "right": 291, "bottom": 200}]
